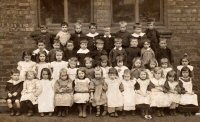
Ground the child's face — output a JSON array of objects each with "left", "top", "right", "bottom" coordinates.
[
  {"left": 42, "top": 71, "right": 49, "bottom": 80},
  {"left": 123, "top": 73, "right": 131, "bottom": 81},
  {"left": 89, "top": 25, "right": 97, "bottom": 34},
  {"left": 38, "top": 42, "right": 45, "bottom": 51},
  {"left": 117, "top": 61, "right": 123, "bottom": 67},
  {"left": 41, "top": 28, "right": 47, "bottom": 33},
  {"left": 109, "top": 73, "right": 116, "bottom": 80},
  {"left": 140, "top": 71, "right": 147, "bottom": 80},
  {"left": 60, "top": 72, "right": 68, "bottom": 80},
  {"left": 134, "top": 60, "right": 142, "bottom": 68},
  {"left": 11, "top": 73, "right": 20, "bottom": 81},
  {"left": 85, "top": 61, "right": 92, "bottom": 68},
  {"left": 147, "top": 23, "right": 154, "bottom": 30},
  {"left": 53, "top": 43, "right": 60, "bottom": 49},
  {"left": 80, "top": 43, "right": 87, "bottom": 49},
  {"left": 104, "top": 28, "right": 111, "bottom": 35},
  {"left": 168, "top": 76, "right": 175, "bottom": 82},
  {"left": 69, "top": 62, "right": 76, "bottom": 68},
  {"left": 154, "top": 71, "right": 162, "bottom": 79},
  {"left": 66, "top": 43, "right": 74, "bottom": 51},
  {"left": 134, "top": 27, "right": 142, "bottom": 34},
  {"left": 150, "top": 62, "right": 156, "bottom": 69},
  {"left": 56, "top": 52, "right": 63, "bottom": 61},
  {"left": 181, "top": 58, "right": 189, "bottom": 66},
  {"left": 27, "top": 72, "right": 35, "bottom": 80},
  {"left": 96, "top": 43, "right": 104, "bottom": 50},
  {"left": 130, "top": 39, "right": 138, "bottom": 47},
  {"left": 143, "top": 42, "right": 150, "bottom": 48},
  {"left": 24, "top": 55, "right": 31, "bottom": 62},
  {"left": 120, "top": 25, "right": 126, "bottom": 32},
  {"left": 161, "top": 62, "right": 168, "bottom": 68},
  {"left": 78, "top": 71, "right": 85, "bottom": 79},
  {"left": 75, "top": 25, "right": 82, "bottom": 33},
  {"left": 159, "top": 40, "right": 167, "bottom": 49},
  {"left": 61, "top": 25, "right": 68, "bottom": 32},
  {"left": 101, "top": 61, "right": 107, "bottom": 67},
  {"left": 114, "top": 42, "right": 122, "bottom": 48},
  {"left": 95, "top": 72, "right": 102, "bottom": 79},
  {"left": 39, "top": 54, "right": 46, "bottom": 62},
  {"left": 182, "top": 70, "right": 189, "bottom": 78}
]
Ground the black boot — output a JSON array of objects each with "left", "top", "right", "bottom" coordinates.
[{"left": 10, "top": 108, "right": 15, "bottom": 116}]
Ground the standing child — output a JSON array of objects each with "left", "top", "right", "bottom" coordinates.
[
  {"left": 105, "top": 68, "right": 124, "bottom": 117},
  {"left": 38, "top": 68, "right": 55, "bottom": 117},
  {"left": 17, "top": 51, "right": 36, "bottom": 81},
  {"left": 5, "top": 69, "right": 23, "bottom": 116},
  {"left": 121, "top": 69, "right": 136, "bottom": 116},
  {"left": 67, "top": 57, "right": 78, "bottom": 81},
  {"left": 160, "top": 58, "right": 173, "bottom": 78},
  {"left": 131, "top": 57, "right": 143, "bottom": 79},
  {"left": 135, "top": 69, "right": 152, "bottom": 119},
  {"left": 90, "top": 67, "right": 107, "bottom": 117},
  {"left": 35, "top": 51, "right": 51, "bottom": 79},
  {"left": 114, "top": 56, "right": 128, "bottom": 79},
  {"left": 100, "top": 55, "right": 110, "bottom": 79},
  {"left": 84, "top": 57, "right": 95, "bottom": 80},
  {"left": 20, "top": 70, "right": 41, "bottom": 116},
  {"left": 54, "top": 68, "right": 74, "bottom": 117},
  {"left": 74, "top": 67, "right": 92, "bottom": 118},
  {"left": 56, "top": 22, "right": 71, "bottom": 51},
  {"left": 48, "top": 39, "right": 61, "bottom": 62},
  {"left": 178, "top": 66, "right": 199, "bottom": 116},
  {"left": 50, "top": 50, "right": 68, "bottom": 80},
  {"left": 77, "top": 39, "right": 90, "bottom": 67},
  {"left": 63, "top": 40, "right": 77, "bottom": 61},
  {"left": 86, "top": 23, "right": 99, "bottom": 51}
]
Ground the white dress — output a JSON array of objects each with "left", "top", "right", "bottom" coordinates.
[
  {"left": 179, "top": 78, "right": 198, "bottom": 106},
  {"left": 122, "top": 79, "right": 136, "bottom": 110},
  {"left": 135, "top": 79, "right": 151, "bottom": 105},
  {"left": 35, "top": 63, "right": 51, "bottom": 79},
  {"left": 101, "top": 66, "right": 110, "bottom": 79},
  {"left": 50, "top": 61, "right": 68, "bottom": 80},
  {"left": 67, "top": 68, "right": 78, "bottom": 81},
  {"left": 146, "top": 69, "right": 154, "bottom": 80},
  {"left": 167, "top": 81, "right": 181, "bottom": 104},
  {"left": 17, "top": 61, "right": 36, "bottom": 81},
  {"left": 38, "top": 79, "right": 55, "bottom": 112},
  {"left": 150, "top": 78, "right": 170, "bottom": 107},
  {"left": 114, "top": 66, "right": 128, "bottom": 79},
  {"left": 105, "top": 78, "right": 123, "bottom": 108}
]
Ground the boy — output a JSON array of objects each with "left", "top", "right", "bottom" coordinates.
[
  {"left": 70, "top": 22, "right": 86, "bottom": 51},
  {"left": 156, "top": 38, "right": 174, "bottom": 66},
  {"left": 30, "top": 25, "right": 54, "bottom": 50},
  {"left": 56, "top": 22, "right": 71, "bottom": 51},
  {"left": 5, "top": 69, "right": 23, "bottom": 116},
  {"left": 48, "top": 39, "right": 61, "bottom": 62},
  {"left": 115, "top": 21, "right": 131, "bottom": 49},
  {"left": 145, "top": 18, "right": 160, "bottom": 52},
  {"left": 125, "top": 37, "right": 141, "bottom": 69},
  {"left": 63, "top": 40, "right": 77, "bottom": 61},
  {"left": 109, "top": 38, "right": 127, "bottom": 67},
  {"left": 86, "top": 23, "right": 99, "bottom": 51}
]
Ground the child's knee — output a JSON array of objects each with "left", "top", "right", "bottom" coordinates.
[
  {"left": 15, "top": 99, "right": 20, "bottom": 104},
  {"left": 7, "top": 99, "right": 12, "bottom": 104}
]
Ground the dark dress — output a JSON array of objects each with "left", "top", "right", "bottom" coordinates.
[
  {"left": 145, "top": 28, "right": 160, "bottom": 52},
  {"left": 63, "top": 49, "right": 77, "bottom": 61}
]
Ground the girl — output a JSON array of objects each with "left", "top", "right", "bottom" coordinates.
[
  {"left": 163, "top": 70, "right": 181, "bottom": 116},
  {"left": 105, "top": 68, "right": 124, "bottom": 117},
  {"left": 5, "top": 69, "right": 23, "bottom": 116},
  {"left": 38, "top": 68, "right": 55, "bottom": 117},
  {"left": 114, "top": 56, "right": 128, "bottom": 80},
  {"left": 17, "top": 51, "right": 36, "bottom": 81},
  {"left": 178, "top": 66, "right": 199, "bottom": 116},
  {"left": 121, "top": 69, "right": 136, "bottom": 116},
  {"left": 146, "top": 58, "right": 158, "bottom": 80},
  {"left": 160, "top": 58, "right": 173, "bottom": 78},
  {"left": 50, "top": 50, "right": 68, "bottom": 80},
  {"left": 35, "top": 51, "right": 51, "bottom": 79},
  {"left": 131, "top": 57, "right": 143, "bottom": 79},
  {"left": 74, "top": 67, "right": 91, "bottom": 118},
  {"left": 149, "top": 67, "right": 170, "bottom": 117},
  {"left": 67, "top": 57, "right": 78, "bottom": 81},
  {"left": 20, "top": 70, "right": 41, "bottom": 116},
  {"left": 100, "top": 55, "right": 110, "bottom": 79},
  {"left": 84, "top": 57, "right": 95, "bottom": 80},
  {"left": 135, "top": 69, "right": 152, "bottom": 119},
  {"left": 90, "top": 67, "right": 107, "bottom": 117},
  {"left": 54, "top": 68, "right": 74, "bottom": 117}
]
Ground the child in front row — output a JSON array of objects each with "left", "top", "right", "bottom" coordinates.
[{"left": 5, "top": 69, "right": 23, "bottom": 116}]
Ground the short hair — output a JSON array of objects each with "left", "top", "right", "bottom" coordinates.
[
  {"left": 132, "top": 57, "right": 143, "bottom": 69},
  {"left": 108, "top": 67, "right": 118, "bottom": 76},
  {"left": 143, "top": 39, "right": 151, "bottom": 45},
  {"left": 22, "top": 50, "right": 32, "bottom": 61},
  {"left": 133, "top": 23, "right": 142, "bottom": 29},
  {"left": 37, "top": 39, "right": 45, "bottom": 45},
  {"left": 166, "top": 70, "right": 177, "bottom": 81},
  {"left": 59, "top": 68, "right": 69, "bottom": 80},
  {"left": 25, "top": 70, "right": 36, "bottom": 79},
  {"left": 94, "top": 66, "right": 103, "bottom": 77},
  {"left": 139, "top": 68, "right": 149, "bottom": 79},
  {"left": 160, "top": 58, "right": 171, "bottom": 67},
  {"left": 119, "top": 21, "right": 127, "bottom": 26},
  {"left": 180, "top": 53, "right": 190, "bottom": 65},
  {"left": 66, "top": 40, "right": 74, "bottom": 45},
  {"left": 53, "top": 38, "right": 60, "bottom": 44},
  {"left": 129, "top": 37, "right": 138, "bottom": 42},
  {"left": 40, "top": 68, "right": 51, "bottom": 80},
  {"left": 180, "top": 66, "right": 192, "bottom": 77},
  {"left": 146, "top": 58, "right": 158, "bottom": 70},
  {"left": 153, "top": 67, "right": 164, "bottom": 78},
  {"left": 80, "top": 39, "right": 88, "bottom": 44},
  {"left": 84, "top": 57, "right": 94, "bottom": 67},
  {"left": 56, "top": 49, "right": 64, "bottom": 55},
  {"left": 61, "top": 22, "right": 68, "bottom": 26},
  {"left": 74, "top": 22, "right": 82, "bottom": 28},
  {"left": 40, "top": 25, "right": 48, "bottom": 29},
  {"left": 37, "top": 51, "right": 48, "bottom": 63},
  {"left": 89, "top": 23, "right": 97, "bottom": 29},
  {"left": 114, "top": 37, "right": 122, "bottom": 43},
  {"left": 10, "top": 69, "right": 20, "bottom": 75},
  {"left": 77, "top": 67, "right": 86, "bottom": 79},
  {"left": 159, "top": 38, "right": 167, "bottom": 43}
]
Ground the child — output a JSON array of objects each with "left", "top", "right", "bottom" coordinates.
[
  {"left": 146, "top": 58, "right": 158, "bottom": 80},
  {"left": 115, "top": 21, "right": 131, "bottom": 48},
  {"left": 74, "top": 67, "right": 92, "bottom": 118},
  {"left": 149, "top": 67, "right": 170, "bottom": 117},
  {"left": 70, "top": 22, "right": 86, "bottom": 51},
  {"left": 100, "top": 55, "right": 110, "bottom": 79},
  {"left": 32, "top": 40, "right": 49, "bottom": 62},
  {"left": 109, "top": 37, "right": 127, "bottom": 67},
  {"left": 156, "top": 38, "right": 174, "bottom": 66},
  {"left": 121, "top": 69, "right": 136, "bottom": 116},
  {"left": 54, "top": 68, "right": 74, "bottom": 117},
  {"left": 163, "top": 70, "right": 181, "bottom": 116},
  {"left": 86, "top": 23, "right": 99, "bottom": 51},
  {"left": 63, "top": 40, "right": 77, "bottom": 61},
  {"left": 131, "top": 23, "right": 146, "bottom": 48},
  {"left": 100, "top": 26, "right": 115, "bottom": 54},
  {"left": 160, "top": 58, "right": 173, "bottom": 78},
  {"left": 131, "top": 57, "right": 143, "bottom": 79},
  {"left": 67, "top": 57, "right": 78, "bottom": 81},
  {"left": 50, "top": 50, "right": 68, "bottom": 80},
  {"left": 178, "top": 66, "right": 199, "bottom": 116},
  {"left": 135, "top": 69, "right": 152, "bottom": 119},
  {"left": 125, "top": 37, "right": 141, "bottom": 69},
  {"left": 20, "top": 70, "right": 41, "bottom": 116},
  {"left": 5, "top": 69, "right": 23, "bottom": 116},
  {"left": 17, "top": 50, "right": 36, "bottom": 81},
  {"left": 90, "top": 67, "right": 107, "bottom": 117},
  {"left": 105, "top": 68, "right": 124, "bottom": 117},
  {"left": 38, "top": 68, "right": 55, "bottom": 117},
  {"left": 145, "top": 19, "right": 160, "bottom": 52},
  {"left": 35, "top": 51, "right": 51, "bottom": 79},
  {"left": 48, "top": 39, "right": 61, "bottom": 62},
  {"left": 56, "top": 22, "right": 71, "bottom": 50},
  {"left": 84, "top": 57, "right": 95, "bottom": 80},
  {"left": 114, "top": 55, "right": 128, "bottom": 79},
  {"left": 77, "top": 39, "right": 90, "bottom": 67}
]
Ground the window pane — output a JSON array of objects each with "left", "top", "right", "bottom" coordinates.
[
  {"left": 139, "top": 0, "right": 161, "bottom": 22},
  {"left": 68, "top": 0, "right": 91, "bottom": 23},
  {"left": 112, "top": 0, "right": 135, "bottom": 23},
  {"left": 40, "top": 0, "right": 64, "bottom": 24}
]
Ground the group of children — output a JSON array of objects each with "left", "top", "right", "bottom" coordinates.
[{"left": 5, "top": 20, "right": 199, "bottom": 119}]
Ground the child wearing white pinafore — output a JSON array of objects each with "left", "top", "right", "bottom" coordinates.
[
  {"left": 114, "top": 56, "right": 128, "bottom": 80},
  {"left": 67, "top": 57, "right": 78, "bottom": 81},
  {"left": 160, "top": 58, "right": 173, "bottom": 78}
]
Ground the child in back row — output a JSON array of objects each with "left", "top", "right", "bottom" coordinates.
[
  {"left": 86, "top": 23, "right": 99, "bottom": 51},
  {"left": 77, "top": 39, "right": 90, "bottom": 67}
]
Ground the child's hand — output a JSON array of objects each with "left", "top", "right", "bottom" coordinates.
[
  {"left": 12, "top": 92, "right": 18, "bottom": 96},
  {"left": 8, "top": 93, "right": 12, "bottom": 97}
]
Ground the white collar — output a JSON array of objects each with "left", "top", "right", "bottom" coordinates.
[
  {"left": 103, "top": 35, "right": 112, "bottom": 38},
  {"left": 177, "top": 65, "right": 193, "bottom": 71},
  {"left": 86, "top": 32, "right": 99, "bottom": 37},
  {"left": 33, "top": 49, "right": 49, "bottom": 55},
  {"left": 114, "top": 47, "right": 122, "bottom": 50},
  {"left": 131, "top": 32, "right": 145, "bottom": 37},
  {"left": 7, "top": 79, "right": 23, "bottom": 85},
  {"left": 77, "top": 48, "right": 90, "bottom": 54}
]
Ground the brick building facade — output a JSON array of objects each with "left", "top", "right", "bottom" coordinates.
[{"left": 0, "top": 0, "right": 200, "bottom": 102}]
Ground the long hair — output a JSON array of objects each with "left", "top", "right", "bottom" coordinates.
[
  {"left": 37, "top": 51, "right": 48, "bottom": 63},
  {"left": 166, "top": 70, "right": 177, "bottom": 81},
  {"left": 40, "top": 68, "right": 51, "bottom": 80},
  {"left": 21, "top": 50, "right": 32, "bottom": 61},
  {"left": 180, "top": 66, "right": 192, "bottom": 77}
]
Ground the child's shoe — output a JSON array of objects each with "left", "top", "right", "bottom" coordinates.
[
  {"left": 114, "top": 112, "right": 118, "bottom": 117},
  {"left": 57, "top": 111, "right": 62, "bottom": 117},
  {"left": 160, "top": 110, "right": 165, "bottom": 117},
  {"left": 15, "top": 108, "right": 21, "bottom": 116},
  {"left": 131, "top": 111, "right": 136, "bottom": 116},
  {"left": 40, "top": 113, "right": 45, "bottom": 117},
  {"left": 10, "top": 108, "right": 15, "bottom": 116},
  {"left": 109, "top": 113, "right": 115, "bottom": 117},
  {"left": 62, "top": 111, "right": 66, "bottom": 117},
  {"left": 102, "top": 111, "right": 107, "bottom": 116},
  {"left": 27, "top": 110, "right": 33, "bottom": 116},
  {"left": 82, "top": 110, "right": 87, "bottom": 118},
  {"left": 78, "top": 110, "right": 83, "bottom": 117},
  {"left": 48, "top": 112, "right": 53, "bottom": 116}
]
